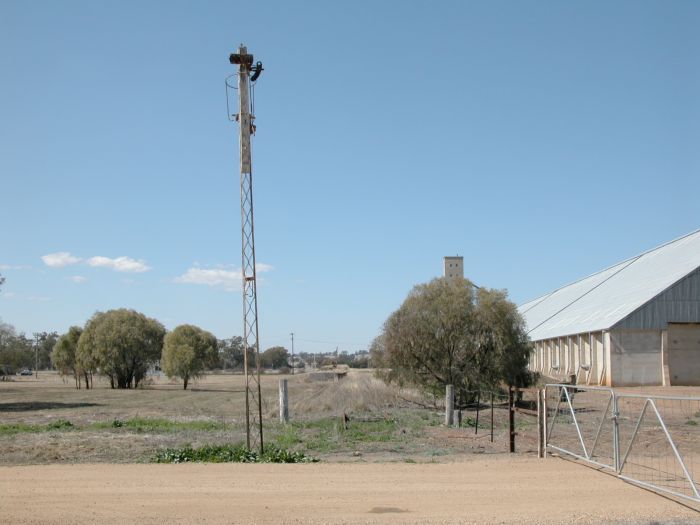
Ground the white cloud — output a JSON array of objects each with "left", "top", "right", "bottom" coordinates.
[
  {"left": 0, "top": 264, "right": 31, "bottom": 270},
  {"left": 174, "top": 263, "right": 272, "bottom": 291},
  {"left": 41, "top": 252, "right": 81, "bottom": 268},
  {"left": 68, "top": 275, "right": 87, "bottom": 284},
  {"left": 26, "top": 295, "right": 51, "bottom": 302},
  {"left": 175, "top": 267, "right": 241, "bottom": 291},
  {"left": 1, "top": 292, "right": 49, "bottom": 301},
  {"left": 87, "top": 256, "right": 151, "bottom": 273}
]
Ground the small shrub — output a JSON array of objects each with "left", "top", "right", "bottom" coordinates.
[
  {"left": 152, "top": 443, "right": 318, "bottom": 464},
  {"left": 462, "top": 417, "right": 477, "bottom": 428},
  {"left": 47, "top": 419, "right": 73, "bottom": 430}
]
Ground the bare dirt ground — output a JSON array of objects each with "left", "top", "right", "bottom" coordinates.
[{"left": 1, "top": 457, "right": 698, "bottom": 525}]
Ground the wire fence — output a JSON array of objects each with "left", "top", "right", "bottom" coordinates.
[
  {"left": 544, "top": 385, "right": 615, "bottom": 469},
  {"left": 616, "top": 394, "right": 700, "bottom": 502},
  {"left": 545, "top": 384, "right": 700, "bottom": 504},
  {"left": 453, "top": 388, "right": 540, "bottom": 454},
  {"left": 515, "top": 388, "right": 543, "bottom": 453}
]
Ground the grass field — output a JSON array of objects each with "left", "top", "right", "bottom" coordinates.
[{"left": 0, "top": 369, "right": 536, "bottom": 465}]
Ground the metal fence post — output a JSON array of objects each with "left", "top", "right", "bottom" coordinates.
[
  {"left": 509, "top": 386, "right": 515, "bottom": 453},
  {"left": 475, "top": 391, "right": 480, "bottom": 435},
  {"left": 490, "top": 392, "right": 494, "bottom": 443}
]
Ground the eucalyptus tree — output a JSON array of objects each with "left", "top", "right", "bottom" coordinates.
[
  {"left": 218, "top": 336, "right": 245, "bottom": 370},
  {"left": 162, "top": 324, "right": 218, "bottom": 389},
  {"left": 372, "top": 277, "right": 533, "bottom": 404},
  {"left": 261, "top": 346, "right": 289, "bottom": 370},
  {"left": 52, "top": 326, "right": 86, "bottom": 388},
  {"left": 78, "top": 309, "right": 165, "bottom": 389}
]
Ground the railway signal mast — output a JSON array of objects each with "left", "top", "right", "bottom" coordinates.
[{"left": 229, "top": 45, "right": 264, "bottom": 452}]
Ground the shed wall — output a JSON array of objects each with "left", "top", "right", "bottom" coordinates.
[
  {"left": 528, "top": 331, "right": 608, "bottom": 385},
  {"left": 614, "top": 268, "right": 700, "bottom": 330},
  {"left": 609, "top": 329, "right": 662, "bottom": 386},
  {"left": 667, "top": 323, "right": 700, "bottom": 386}
]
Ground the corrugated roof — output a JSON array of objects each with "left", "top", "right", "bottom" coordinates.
[{"left": 519, "top": 229, "right": 700, "bottom": 341}]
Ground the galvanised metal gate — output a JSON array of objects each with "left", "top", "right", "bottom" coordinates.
[{"left": 545, "top": 384, "right": 700, "bottom": 504}]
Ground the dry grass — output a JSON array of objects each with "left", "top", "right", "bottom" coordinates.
[
  {"left": 0, "top": 370, "right": 445, "bottom": 464},
  {"left": 0, "top": 370, "right": 556, "bottom": 464},
  {"left": 290, "top": 371, "right": 431, "bottom": 417}
]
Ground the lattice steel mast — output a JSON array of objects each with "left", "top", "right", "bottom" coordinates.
[{"left": 229, "top": 45, "right": 264, "bottom": 452}]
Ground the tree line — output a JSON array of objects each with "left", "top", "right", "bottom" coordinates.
[
  {"left": 0, "top": 323, "right": 58, "bottom": 373},
  {"left": 0, "top": 309, "right": 293, "bottom": 390},
  {"left": 2, "top": 275, "right": 534, "bottom": 399},
  {"left": 295, "top": 351, "right": 370, "bottom": 369}
]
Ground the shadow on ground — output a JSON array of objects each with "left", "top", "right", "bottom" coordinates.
[{"left": 0, "top": 402, "right": 102, "bottom": 412}]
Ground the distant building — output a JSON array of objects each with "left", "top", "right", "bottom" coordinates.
[
  {"left": 444, "top": 256, "right": 463, "bottom": 281},
  {"left": 519, "top": 229, "right": 700, "bottom": 387}
]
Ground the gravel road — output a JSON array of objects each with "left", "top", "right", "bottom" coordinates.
[{"left": 1, "top": 456, "right": 697, "bottom": 524}]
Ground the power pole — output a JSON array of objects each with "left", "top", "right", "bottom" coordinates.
[
  {"left": 289, "top": 332, "right": 295, "bottom": 375},
  {"left": 229, "top": 44, "right": 264, "bottom": 453},
  {"left": 33, "top": 333, "right": 39, "bottom": 379}
]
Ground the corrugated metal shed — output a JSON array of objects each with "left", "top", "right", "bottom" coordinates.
[{"left": 519, "top": 229, "right": 700, "bottom": 341}]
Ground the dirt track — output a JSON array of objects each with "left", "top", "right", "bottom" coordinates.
[{"left": 1, "top": 457, "right": 697, "bottom": 524}]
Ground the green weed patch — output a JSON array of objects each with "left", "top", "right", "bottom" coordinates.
[
  {"left": 90, "top": 417, "right": 228, "bottom": 433},
  {"left": 0, "top": 417, "right": 228, "bottom": 435},
  {"left": 152, "top": 443, "right": 318, "bottom": 464},
  {"left": 0, "top": 419, "right": 75, "bottom": 435},
  {"left": 272, "top": 416, "right": 400, "bottom": 453}
]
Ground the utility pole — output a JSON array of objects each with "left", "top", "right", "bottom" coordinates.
[
  {"left": 32, "top": 332, "right": 43, "bottom": 379},
  {"left": 289, "top": 332, "right": 295, "bottom": 375},
  {"left": 34, "top": 334, "right": 39, "bottom": 379},
  {"left": 229, "top": 44, "right": 264, "bottom": 453}
]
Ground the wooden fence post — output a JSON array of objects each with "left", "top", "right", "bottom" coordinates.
[
  {"left": 542, "top": 387, "right": 548, "bottom": 459},
  {"left": 279, "top": 379, "right": 289, "bottom": 423},
  {"left": 537, "top": 388, "right": 544, "bottom": 458}
]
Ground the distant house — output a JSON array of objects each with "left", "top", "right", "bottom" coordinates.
[{"left": 519, "top": 229, "right": 700, "bottom": 386}]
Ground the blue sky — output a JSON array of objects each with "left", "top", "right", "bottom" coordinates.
[{"left": 1, "top": 1, "right": 698, "bottom": 354}]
